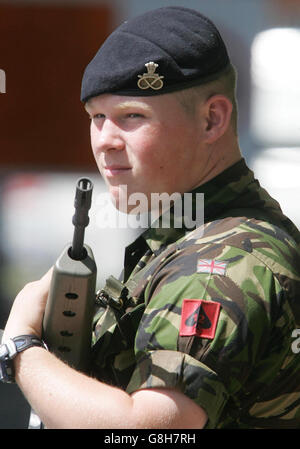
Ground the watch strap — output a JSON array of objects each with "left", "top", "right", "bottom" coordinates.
[
  {"left": 0, "top": 334, "right": 47, "bottom": 383},
  {"left": 12, "top": 335, "right": 47, "bottom": 354}
]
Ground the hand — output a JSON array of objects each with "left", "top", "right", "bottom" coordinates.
[{"left": 2, "top": 268, "right": 53, "bottom": 342}]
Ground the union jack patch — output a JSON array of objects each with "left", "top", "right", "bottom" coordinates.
[{"left": 197, "top": 259, "right": 227, "bottom": 276}]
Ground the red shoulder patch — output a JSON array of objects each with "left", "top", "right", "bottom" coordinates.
[{"left": 179, "top": 299, "right": 221, "bottom": 339}]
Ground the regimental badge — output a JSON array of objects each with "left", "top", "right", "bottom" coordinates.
[
  {"left": 180, "top": 299, "right": 221, "bottom": 339},
  {"left": 137, "top": 62, "right": 164, "bottom": 90}
]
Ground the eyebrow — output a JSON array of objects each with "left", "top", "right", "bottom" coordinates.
[
  {"left": 117, "top": 101, "right": 152, "bottom": 112},
  {"left": 84, "top": 99, "right": 152, "bottom": 113}
]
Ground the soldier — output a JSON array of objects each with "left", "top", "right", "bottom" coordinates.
[{"left": 1, "top": 6, "right": 300, "bottom": 429}]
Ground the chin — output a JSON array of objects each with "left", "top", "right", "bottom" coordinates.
[
  {"left": 108, "top": 184, "right": 153, "bottom": 215},
  {"left": 108, "top": 185, "right": 128, "bottom": 213}
]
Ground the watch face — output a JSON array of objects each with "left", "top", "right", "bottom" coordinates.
[{"left": 0, "top": 357, "right": 14, "bottom": 383}]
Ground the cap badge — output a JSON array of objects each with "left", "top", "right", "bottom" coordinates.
[{"left": 137, "top": 62, "right": 164, "bottom": 90}]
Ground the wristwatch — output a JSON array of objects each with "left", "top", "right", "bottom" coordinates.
[{"left": 0, "top": 335, "right": 48, "bottom": 383}]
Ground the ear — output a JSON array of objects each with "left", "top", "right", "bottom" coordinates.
[{"left": 202, "top": 95, "right": 233, "bottom": 144}]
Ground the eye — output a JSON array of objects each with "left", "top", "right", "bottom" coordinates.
[
  {"left": 88, "top": 112, "right": 105, "bottom": 121},
  {"left": 92, "top": 113, "right": 105, "bottom": 120},
  {"left": 127, "top": 113, "right": 144, "bottom": 119}
]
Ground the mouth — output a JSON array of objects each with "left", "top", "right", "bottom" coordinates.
[{"left": 103, "top": 165, "right": 132, "bottom": 177}]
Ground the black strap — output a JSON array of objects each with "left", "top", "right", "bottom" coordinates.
[{"left": 13, "top": 335, "right": 47, "bottom": 354}]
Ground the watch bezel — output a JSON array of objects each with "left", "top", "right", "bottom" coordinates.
[
  {"left": 1, "top": 339, "right": 17, "bottom": 359},
  {"left": 0, "top": 356, "right": 15, "bottom": 383},
  {"left": 0, "top": 344, "right": 9, "bottom": 359}
]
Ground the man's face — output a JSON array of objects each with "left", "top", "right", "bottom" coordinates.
[{"left": 85, "top": 93, "right": 204, "bottom": 212}]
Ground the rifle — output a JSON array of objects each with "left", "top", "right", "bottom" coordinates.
[
  {"left": 43, "top": 177, "right": 97, "bottom": 370},
  {"left": 29, "top": 177, "right": 97, "bottom": 428}
]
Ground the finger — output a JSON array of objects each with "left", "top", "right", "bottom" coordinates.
[
  {"left": 41, "top": 266, "right": 54, "bottom": 282},
  {"left": 36, "top": 267, "right": 54, "bottom": 295}
]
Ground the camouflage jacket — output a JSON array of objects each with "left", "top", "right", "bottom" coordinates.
[{"left": 91, "top": 158, "right": 300, "bottom": 429}]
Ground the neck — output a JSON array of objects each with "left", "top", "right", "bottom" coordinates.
[{"left": 192, "top": 133, "right": 242, "bottom": 190}]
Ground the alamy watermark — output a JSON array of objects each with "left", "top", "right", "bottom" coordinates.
[
  {"left": 291, "top": 329, "right": 300, "bottom": 354},
  {"left": 95, "top": 185, "right": 204, "bottom": 231},
  {"left": 0, "top": 69, "right": 6, "bottom": 93}
]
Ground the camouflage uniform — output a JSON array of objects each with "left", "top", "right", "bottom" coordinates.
[{"left": 91, "top": 158, "right": 300, "bottom": 428}]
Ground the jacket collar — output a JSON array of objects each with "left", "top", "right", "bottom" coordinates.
[{"left": 143, "top": 158, "right": 252, "bottom": 253}]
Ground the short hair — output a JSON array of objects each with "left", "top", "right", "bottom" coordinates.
[{"left": 175, "top": 64, "right": 238, "bottom": 135}]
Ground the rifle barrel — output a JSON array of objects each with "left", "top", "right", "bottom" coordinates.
[{"left": 70, "top": 178, "right": 93, "bottom": 260}]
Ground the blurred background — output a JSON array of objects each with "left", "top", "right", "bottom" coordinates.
[{"left": 1, "top": 0, "right": 300, "bottom": 428}]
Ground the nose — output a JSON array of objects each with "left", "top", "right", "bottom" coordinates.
[{"left": 91, "top": 118, "right": 125, "bottom": 154}]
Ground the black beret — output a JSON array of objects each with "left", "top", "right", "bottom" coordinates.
[{"left": 81, "top": 6, "right": 230, "bottom": 102}]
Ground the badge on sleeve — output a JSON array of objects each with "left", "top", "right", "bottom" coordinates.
[
  {"left": 197, "top": 259, "right": 227, "bottom": 276},
  {"left": 180, "top": 299, "right": 221, "bottom": 339}
]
